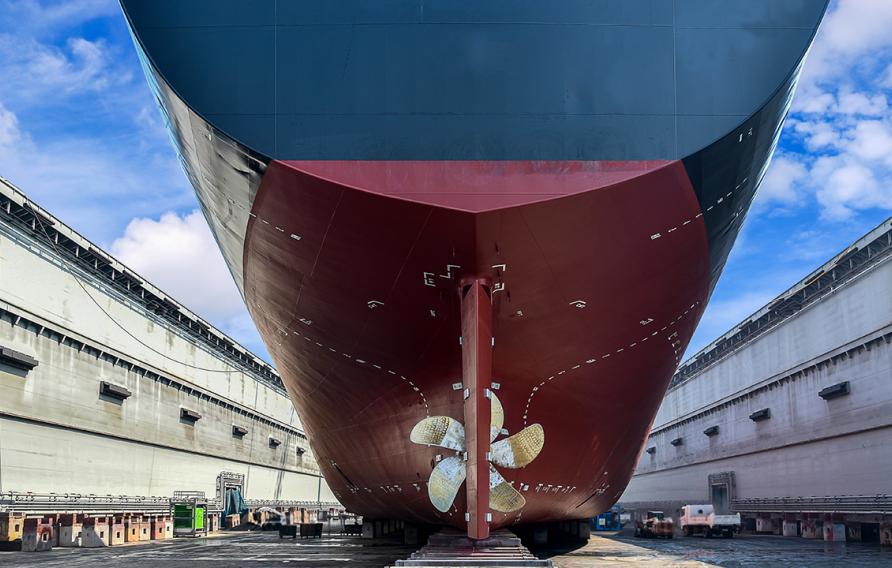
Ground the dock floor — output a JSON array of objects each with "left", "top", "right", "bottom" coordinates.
[
  {"left": 534, "top": 529, "right": 892, "bottom": 567},
  {"left": 2, "top": 529, "right": 891, "bottom": 567}
]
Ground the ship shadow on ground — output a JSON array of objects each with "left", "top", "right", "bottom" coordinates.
[
  {"left": 538, "top": 528, "right": 892, "bottom": 567},
  {"left": 527, "top": 528, "right": 724, "bottom": 567},
  {"left": 520, "top": 531, "right": 589, "bottom": 559}
]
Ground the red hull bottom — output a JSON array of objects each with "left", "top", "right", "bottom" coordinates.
[{"left": 242, "top": 160, "right": 709, "bottom": 533}]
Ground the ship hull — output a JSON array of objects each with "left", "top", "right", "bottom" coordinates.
[
  {"left": 243, "top": 159, "right": 709, "bottom": 529},
  {"left": 120, "top": 0, "right": 828, "bottom": 536}
]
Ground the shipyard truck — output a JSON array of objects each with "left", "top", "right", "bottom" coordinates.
[{"left": 680, "top": 505, "right": 740, "bottom": 538}]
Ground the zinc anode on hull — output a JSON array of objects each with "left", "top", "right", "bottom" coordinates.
[{"left": 120, "top": 0, "right": 829, "bottom": 538}]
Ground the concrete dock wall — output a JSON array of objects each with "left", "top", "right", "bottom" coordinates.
[
  {"left": 0, "top": 225, "right": 296, "bottom": 428},
  {"left": 0, "top": 179, "right": 335, "bottom": 503},
  {"left": 0, "top": 305, "right": 317, "bottom": 480},
  {"left": 653, "top": 257, "right": 892, "bottom": 431},
  {"left": 622, "top": 224, "right": 892, "bottom": 518},
  {"left": 0, "top": 417, "right": 328, "bottom": 500}
]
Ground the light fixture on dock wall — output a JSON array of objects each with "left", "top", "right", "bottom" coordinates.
[
  {"left": 100, "top": 381, "right": 131, "bottom": 401},
  {"left": 703, "top": 425, "right": 719, "bottom": 437},
  {"left": 0, "top": 346, "right": 38, "bottom": 372},
  {"left": 670, "top": 437, "right": 683, "bottom": 446},
  {"left": 818, "top": 381, "right": 850, "bottom": 400},
  {"left": 269, "top": 437, "right": 282, "bottom": 448},
  {"left": 180, "top": 408, "right": 201, "bottom": 422},
  {"left": 749, "top": 408, "right": 771, "bottom": 422},
  {"left": 232, "top": 425, "right": 248, "bottom": 437}
]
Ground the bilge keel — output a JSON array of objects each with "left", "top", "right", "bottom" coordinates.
[{"left": 121, "top": 0, "right": 828, "bottom": 539}]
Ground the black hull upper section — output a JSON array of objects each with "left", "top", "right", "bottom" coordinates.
[
  {"left": 682, "top": 56, "right": 806, "bottom": 292},
  {"left": 121, "top": 0, "right": 827, "bottom": 163}
]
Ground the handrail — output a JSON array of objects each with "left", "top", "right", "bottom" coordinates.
[
  {"left": 732, "top": 495, "right": 892, "bottom": 514},
  {"left": 0, "top": 491, "right": 343, "bottom": 515}
]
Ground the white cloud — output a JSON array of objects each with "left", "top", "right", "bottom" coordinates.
[
  {"left": 110, "top": 210, "right": 262, "bottom": 351},
  {"left": 794, "top": 1, "right": 892, "bottom": 116},
  {"left": 0, "top": 2, "right": 268, "bottom": 358},
  {"left": 0, "top": 101, "right": 23, "bottom": 146},
  {"left": 792, "top": 87, "right": 836, "bottom": 115},
  {"left": 0, "top": 35, "right": 122, "bottom": 103},
  {"left": 781, "top": 115, "right": 892, "bottom": 221},
  {"left": 0, "top": 1, "right": 119, "bottom": 34},
  {"left": 0, "top": 8, "right": 192, "bottom": 245},
  {"left": 846, "top": 120, "right": 892, "bottom": 166},
  {"left": 111, "top": 210, "right": 242, "bottom": 322},
  {"left": 817, "top": 0, "right": 892, "bottom": 54},
  {"left": 0, "top": 101, "right": 265, "bottom": 356},
  {"left": 756, "top": 156, "right": 807, "bottom": 208},
  {"left": 793, "top": 120, "right": 842, "bottom": 151},
  {"left": 800, "top": 0, "right": 892, "bottom": 87},
  {"left": 812, "top": 156, "right": 890, "bottom": 221},
  {"left": 836, "top": 91, "right": 888, "bottom": 116},
  {"left": 0, "top": 99, "right": 193, "bottom": 244},
  {"left": 0, "top": 6, "right": 191, "bottom": 243},
  {"left": 777, "top": 1, "right": 892, "bottom": 223},
  {"left": 882, "top": 63, "right": 892, "bottom": 89}
]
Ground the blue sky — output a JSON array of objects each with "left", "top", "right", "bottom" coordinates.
[{"left": 1, "top": 0, "right": 890, "bottom": 364}]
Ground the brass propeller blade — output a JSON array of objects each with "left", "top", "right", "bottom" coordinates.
[
  {"left": 410, "top": 416, "right": 465, "bottom": 451},
  {"left": 490, "top": 423, "right": 545, "bottom": 469},
  {"left": 489, "top": 464, "right": 526, "bottom": 513},
  {"left": 490, "top": 391, "right": 504, "bottom": 443},
  {"left": 428, "top": 456, "right": 467, "bottom": 513}
]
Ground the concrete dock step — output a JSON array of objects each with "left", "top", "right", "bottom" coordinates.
[{"left": 393, "top": 529, "right": 551, "bottom": 567}]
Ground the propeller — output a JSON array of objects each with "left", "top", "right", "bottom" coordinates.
[
  {"left": 410, "top": 415, "right": 465, "bottom": 452},
  {"left": 489, "top": 464, "right": 526, "bottom": 513},
  {"left": 490, "top": 391, "right": 504, "bottom": 442},
  {"left": 410, "top": 391, "right": 545, "bottom": 514},
  {"left": 491, "top": 424, "right": 545, "bottom": 469},
  {"left": 428, "top": 456, "right": 466, "bottom": 512}
]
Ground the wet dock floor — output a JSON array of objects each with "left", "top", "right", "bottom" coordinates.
[
  {"left": 0, "top": 532, "right": 417, "bottom": 568},
  {"left": 535, "top": 529, "right": 892, "bottom": 567},
  {"left": 2, "top": 529, "right": 891, "bottom": 567}
]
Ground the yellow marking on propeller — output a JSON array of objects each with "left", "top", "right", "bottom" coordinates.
[
  {"left": 489, "top": 465, "right": 525, "bottom": 513},
  {"left": 410, "top": 416, "right": 465, "bottom": 451},
  {"left": 490, "top": 424, "right": 544, "bottom": 469},
  {"left": 428, "top": 456, "right": 467, "bottom": 512}
]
